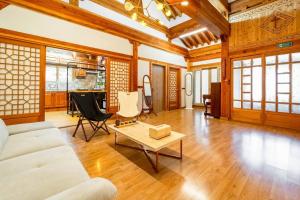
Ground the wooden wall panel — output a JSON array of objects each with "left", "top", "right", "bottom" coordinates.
[{"left": 229, "top": 0, "right": 300, "bottom": 52}]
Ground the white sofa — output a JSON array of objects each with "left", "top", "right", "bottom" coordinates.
[{"left": 0, "top": 119, "right": 117, "bottom": 200}]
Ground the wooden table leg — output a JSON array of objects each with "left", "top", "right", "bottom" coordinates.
[
  {"left": 114, "top": 132, "right": 117, "bottom": 147},
  {"left": 156, "top": 152, "right": 159, "bottom": 171},
  {"left": 180, "top": 140, "right": 183, "bottom": 159}
]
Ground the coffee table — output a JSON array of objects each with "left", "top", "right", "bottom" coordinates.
[{"left": 108, "top": 121, "right": 185, "bottom": 172}]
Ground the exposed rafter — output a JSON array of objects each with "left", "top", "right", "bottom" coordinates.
[
  {"left": 4, "top": 0, "right": 187, "bottom": 55},
  {"left": 91, "top": 0, "right": 168, "bottom": 33},
  {"left": 194, "top": 34, "right": 204, "bottom": 46},
  {"left": 170, "top": 0, "right": 230, "bottom": 36},
  {"left": 200, "top": 32, "right": 211, "bottom": 44}
]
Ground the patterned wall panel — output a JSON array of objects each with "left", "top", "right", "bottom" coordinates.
[
  {"left": 109, "top": 59, "right": 130, "bottom": 107},
  {"left": 169, "top": 70, "right": 178, "bottom": 102},
  {"left": 0, "top": 42, "right": 40, "bottom": 116}
]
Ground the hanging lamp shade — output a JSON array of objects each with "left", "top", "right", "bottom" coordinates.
[{"left": 124, "top": 0, "right": 134, "bottom": 11}]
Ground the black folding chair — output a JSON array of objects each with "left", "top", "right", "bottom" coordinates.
[{"left": 71, "top": 92, "right": 112, "bottom": 142}]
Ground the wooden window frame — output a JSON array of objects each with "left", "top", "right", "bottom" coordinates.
[
  {"left": 265, "top": 51, "right": 300, "bottom": 114},
  {"left": 232, "top": 56, "right": 263, "bottom": 111}
]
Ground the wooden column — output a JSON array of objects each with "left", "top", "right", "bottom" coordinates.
[
  {"left": 130, "top": 40, "right": 140, "bottom": 91},
  {"left": 220, "top": 35, "right": 231, "bottom": 119},
  {"left": 185, "top": 57, "right": 192, "bottom": 72}
]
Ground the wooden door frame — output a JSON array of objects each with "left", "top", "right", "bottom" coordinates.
[
  {"left": 150, "top": 62, "right": 167, "bottom": 111},
  {"left": 168, "top": 66, "right": 181, "bottom": 110}
]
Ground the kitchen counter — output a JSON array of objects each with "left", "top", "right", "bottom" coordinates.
[{"left": 68, "top": 90, "right": 106, "bottom": 93}]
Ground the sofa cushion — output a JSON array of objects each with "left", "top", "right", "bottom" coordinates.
[
  {"left": 0, "top": 119, "right": 9, "bottom": 153},
  {"left": 0, "top": 146, "right": 90, "bottom": 200},
  {"left": 7, "top": 121, "right": 55, "bottom": 135},
  {"left": 46, "top": 178, "right": 117, "bottom": 200},
  {"left": 0, "top": 128, "right": 66, "bottom": 161}
]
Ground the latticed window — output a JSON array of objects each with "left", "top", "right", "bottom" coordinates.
[
  {"left": 232, "top": 52, "right": 300, "bottom": 114},
  {"left": 0, "top": 42, "right": 41, "bottom": 116}
]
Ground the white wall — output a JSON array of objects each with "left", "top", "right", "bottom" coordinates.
[
  {"left": 139, "top": 45, "right": 187, "bottom": 66},
  {"left": 0, "top": 5, "right": 132, "bottom": 55},
  {"left": 0, "top": 5, "right": 188, "bottom": 65},
  {"left": 137, "top": 60, "right": 150, "bottom": 111}
]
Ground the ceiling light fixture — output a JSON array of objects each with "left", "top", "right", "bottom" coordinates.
[
  {"left": 124, "top": 0, "right": 189, "bottom": 27},
  {"left": 165, "top": 10, "right": 172, "bottom": 17},
  {"left": 131, "top": 12, "right": 137, "bottom": 21},
  {"left": 124, "top": 0, "right": 134, "bottom": 11},
  {"left": 140, "top": 20, "right": 147, "bottom": 26},
  {"left": 158, "top": 20, "right": 164, "bottom": 25},
  {"left": 181, "top": 1, "right": 189, "bottom": 6},
  {"left": 156, "top": 2, "right": 164, "bottom": 10},
  {"left": 179, "top": 27, "right": 208, "bottom": 38}
]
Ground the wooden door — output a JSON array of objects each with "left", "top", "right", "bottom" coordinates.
[
  {"left": 168, "top": 68, "right": 180, "bottom": 110},
  {"left": 152, "top": 64, "right": 165, "bottom": 113}
]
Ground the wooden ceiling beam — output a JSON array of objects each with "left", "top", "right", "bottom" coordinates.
[
  {"left": 0, "top": 1, "right": 9, "bottom": 10},
  {"left": 208, "top": 0, "right": 228, "bottom": 19},
  {"left": 168, "top": 19, "right": 201, "bottom": 39},
  {"left": 188, "top": 52, "right": 221, "bottom": 62},
  {"left": 189, "top": 44, "right": 221, "bottom": 58},
  {"left": 91, "top": 0, "right": 168, "bottom": 34},
  {"left": 4, "top": 0, "right": 187, "bottom": 55},
  {"left": 230, "top": 0, "right": 278, "bottom": 15},
  {"left": 219, "top": 0, "right": 229, "bottom": 9},
  {"left": 69, "top": 0, "right": 79, "bottom": 6},
  {"left": 171, "top": 0, "right": 230, "bottom": 36}
]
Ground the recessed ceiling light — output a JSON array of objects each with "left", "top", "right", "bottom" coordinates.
[
  {"left": 181, "top": 1, "right": 189, "bottom": 6},
  {"left": 179, "top": 27, "right": 208, "bottom": 38}
]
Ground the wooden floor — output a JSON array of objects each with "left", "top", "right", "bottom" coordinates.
[{"left": 59, "top": 109, "right": 300, "bottom": 200}]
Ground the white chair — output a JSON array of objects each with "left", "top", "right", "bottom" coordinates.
[{"left": 117, "top": 91, "right": 140, "bottom": 118}]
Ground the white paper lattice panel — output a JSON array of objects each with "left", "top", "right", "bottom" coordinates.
[{"left": 0, "top": 42, "right": 40, "bottom": 116}]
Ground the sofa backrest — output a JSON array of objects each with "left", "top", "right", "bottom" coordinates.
[{"left": 0, "top": 119, "right": 9, "bottom": 153}]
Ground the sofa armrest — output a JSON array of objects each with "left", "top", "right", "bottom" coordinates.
[
  {"left": 46, "top": 178, "right": 117, "bottom": 200},
  {"left": 7, "top": 121, "right": 55, "bottom": 135}
]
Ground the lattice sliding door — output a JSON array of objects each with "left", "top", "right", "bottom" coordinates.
[
  {"left": 107, "top": 58, "right": 131, "bottom": 112},
  {"left": 168, "top": 67, "right": 180, "bottom": 110},
  {"left": 0, "top": 39, "right": 45, "bottom": 124}
]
